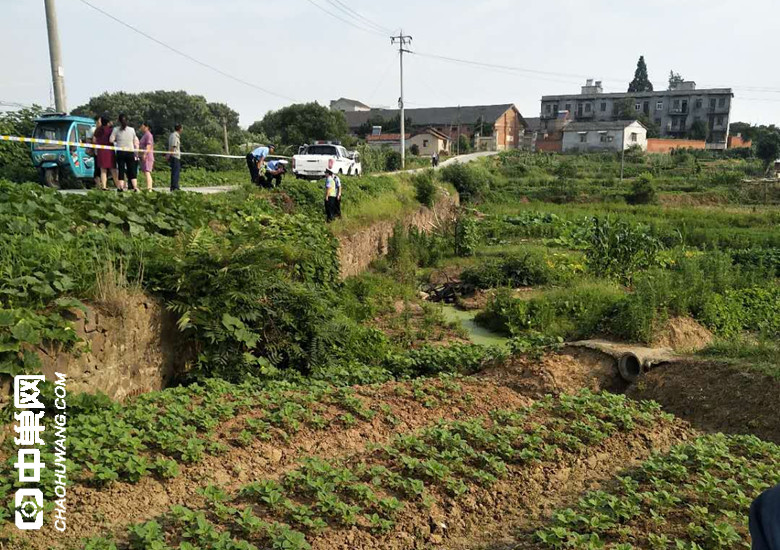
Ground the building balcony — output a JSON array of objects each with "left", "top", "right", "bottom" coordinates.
[{"left": 669, "top": 108, "right": 688, "bottom": 115}]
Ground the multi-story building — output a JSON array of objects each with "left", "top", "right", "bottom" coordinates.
[{"left": 540, "top": 80, "right": 733, "bottom": 149}]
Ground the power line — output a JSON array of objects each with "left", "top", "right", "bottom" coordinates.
[
  {"left": 323, "top": 0, "right": 393, "bottom": 34},
  {"left": 302, "top": 0, "right": 386, "bottom": 36},
  {"left": 76, "top": 0, "right": 297, "bottom": 102}
]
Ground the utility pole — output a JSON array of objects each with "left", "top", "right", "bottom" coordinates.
[
  {"left": 391, "top": 31, "right": 412, "bottom": 169},
  {"left": 620, "top": 129, "right": 626, "bottom": 183},
  {"left": 222, "top": 118, "right": 230, "bottom": 154},
  {"left": 456, "top": 105, "right": 461, "bottom": 156},
  {"left": 44, "top": 0, "right": 67, "bottom": 113}
]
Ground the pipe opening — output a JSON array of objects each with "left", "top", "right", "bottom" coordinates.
[{"left": 618, "top": 353, "right": 642, "bottom": 382}]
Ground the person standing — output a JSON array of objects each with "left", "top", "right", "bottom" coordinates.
[
  {"left": 431, "top": 151, "right": 437, "bottom": 168},
  {"left": 138, "top": 122, "right": 155, "bottom": 191},
  {"left": 246, "top": 144, "right": 275, "bottom": 185},
  {"left": 168, "top": 124, "right": 182, "bottom": 191},
  {"left": 334, "top": 173, "right": 343, "bottom": 218},
  {"left": 751, "top": 484, "right": 780, "bottom": 550},
  {"left": 110, "top": 114, "right": 139, "bottom": 192},
  {"left": 324, "top": 169, "right": 338, "bottom": 222},
  {"left": 94, "top": 116, "right": 119, "bottom": 191}
]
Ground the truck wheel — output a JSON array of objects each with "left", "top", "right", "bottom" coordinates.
[{"left": 39, "top": 168, "right": 60, "bottom": 189}]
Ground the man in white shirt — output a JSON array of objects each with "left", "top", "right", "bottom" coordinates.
[{"left": 168, "top": 124, "right": 183, "bottom": 191}]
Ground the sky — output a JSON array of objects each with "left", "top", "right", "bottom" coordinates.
[{"left": 3, "top": 0, "right": 780, "bottom": 128}]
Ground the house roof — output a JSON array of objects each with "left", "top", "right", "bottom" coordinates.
[
  {"left": 414, "top": 127, "right": 452, "bottom": 142},
  {"left": 523, "top": 117, "right": 542, "bottom": 132},
  {"left": 332, "top": 97, "right": 371, "bottom": 109},
  {"left": 345, "top": 104, "right": 524, "bottom": 130},
  {"left": 542, "top": 88, "right": 733, "bottom": 101},
  {"left": 564, "top": 120, "right": 646, "bottom": 133}
]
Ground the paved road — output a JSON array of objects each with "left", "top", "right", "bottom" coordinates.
[{"left": 57, "top": 151, "right": 498, "bottom": 195}]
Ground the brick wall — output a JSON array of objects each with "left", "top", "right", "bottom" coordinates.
[
  {"left": 728, "top": 135, "right": 752, "bottom": 149},
  {"left": 647, "top": 138, "right": 706, "bottom": 153}
]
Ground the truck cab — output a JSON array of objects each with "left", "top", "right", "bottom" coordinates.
[
  {"left": 292, "top": 141, "right": 361, "bottom": 180},
  {"left": 30, "top": 114, "right": 96, "bottom": 187}
]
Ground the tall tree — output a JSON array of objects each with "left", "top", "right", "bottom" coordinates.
[
  {"left": 72, "top": 90, "right": 245, "bottom": 169},
  {"left": 756, "top": 130, "right": 780, "bottom": 174},
  {"left": 628, "top": 56, "right": 653, "bottom": 93},
  {"left": 668, "top": 71, "right": 685, "bottom": 90},
  {"left": 249, "top": 102, "right": 348, "bottom": 146}
]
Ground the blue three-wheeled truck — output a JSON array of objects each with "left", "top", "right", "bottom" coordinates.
[{"left": 30, "top": 113, "right": 96, "bottom": 188}]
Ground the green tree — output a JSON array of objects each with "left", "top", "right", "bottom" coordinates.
[
  {"left": 628, "top": 56, "right": 653, "bottom": 93},
  {"left": 756, "top": 131, "right": 780, "bottom": 174},
  {"left": 72, "top": 90, "right": 243, "bottom": 169},
  {"left": 668, "top": 71, "right": 685, "bottom": 90},
  {"left": 249, "top": 102, "right": 348, "bottom": 147},
  {"left": 457, "top": 134, "right": 472, "bottom": 154},
  {"left": 689, "top": 119, "right": 708, "bottom": 141},
  {"left": 0, "top": 106, "right": 49, "bottom": 182}
]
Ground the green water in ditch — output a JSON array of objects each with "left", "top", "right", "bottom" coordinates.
[{"left": 438, "top": 304, "right": 510, "bottom": 347}]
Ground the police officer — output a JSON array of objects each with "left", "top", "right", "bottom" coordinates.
[
  {"left": 264, "top": 159, "right": 286, "bottom": 188},
  {"left": 324, "top": 169, "right": 338, "bottom": 222},
  {"left": 246, "top": 144, "right": 275, "bottom": 185}
]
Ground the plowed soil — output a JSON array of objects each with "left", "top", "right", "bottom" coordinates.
[{"left": 626, "top": 359, "right": 780, "bottom": 444}]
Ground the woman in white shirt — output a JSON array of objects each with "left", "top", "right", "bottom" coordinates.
[{"left": 109, "top": 113, "right": 140, "bottom": 191}]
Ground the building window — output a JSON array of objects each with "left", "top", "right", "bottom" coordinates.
[
  {"left": 600, "top": 102, "right": 607, "bottom": 112},
  {"left": 695, "top": 99, "right": 703, "bottom": 109},
  {"left": 599, "top": 134, "right": 614, "bottom": 143},
  {"left": 654, "top": 118, "right": 662, "bottom": 127},
  {"left": 673, "top": 99, "right": 680, "bottom": 109},
  {"left": 635, "top": 103, "right": 641, "bottom": 111},
  {"left": 585, "top": 103, "right": 592, "bottom": 113},
  {"left": 656, "top": 101, "right": 663, "bottom": 110},
  {"left": 716, "top": 116, "right": 723, "bottom": 126},
  {"left": 710, "top": 98, "right": 716, "bottom": 110},
  {"left": 579, "top": 133, "right": 588, "bottom": 143},
  {"left": 545, "top": 104, "right": 551, "bottom": 114},
  {"left": 423, "top": 139, "right": 429, "bottom": 147},
  {"left": 565, "top": 103, "right": 571, "bottom": 112},
  {"left": 718, "top": 97, "right": 726, "bottom": 107},
  {"left": 630, "top": 132, "right": 638, "bottom": 143}
]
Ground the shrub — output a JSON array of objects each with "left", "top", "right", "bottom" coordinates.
[
  {"left": 626, "top": 172, "right": 658, "bottom": 205},
  {"left": 476, "top": 282, "right": 625, "bottom": 340},
  {"left": 412, "top": 170, "right": 437, "bottom": 207},
  {"left": 461, "top": 249, "right": 569, "bottom": 289},
  {"left": 454, "top": 214, "right": 480, "bottom": 257},
  {"left": 409, "top": 143, "right": 420, "bottom": 156},
  {"left": 440, "top": 163, "right": 491, "bottom": 203}
]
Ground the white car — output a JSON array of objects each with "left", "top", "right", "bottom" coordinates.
[{"left": 292, "top": 142, "right": 361, "bottom": 180}]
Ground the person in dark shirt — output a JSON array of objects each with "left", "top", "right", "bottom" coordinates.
[{"left": 751, "top": 484, "right": 780, "bottom": 550}]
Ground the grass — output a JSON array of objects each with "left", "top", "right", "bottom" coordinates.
[{"left": 700, "top": 336, "right": 780, "bottom": 380}]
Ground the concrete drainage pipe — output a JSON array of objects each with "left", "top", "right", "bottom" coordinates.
[{"left": 617, "top": 352, "right": 643, "bottom": 383}]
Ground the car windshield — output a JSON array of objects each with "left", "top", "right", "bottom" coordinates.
[
  {"left": 33, "top": 123, "right": 69, "bottom": 150},
  {"left": 305, "top": 145, "right": 338, "bottom": 156}
]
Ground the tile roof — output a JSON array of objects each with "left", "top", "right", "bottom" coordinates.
[{"left": 345, "top": 104, "right": 522, "bottom": 129}]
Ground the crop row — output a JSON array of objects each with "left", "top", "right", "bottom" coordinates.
[
  {"left": 76, "top": 391, "right": 671, "bottom": 550},
  {"left": 0, "top": 374, "right": 474, "bottom": 522},
  {"left": 533, "top": 433, "right": 780, "bottom": 550}
]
